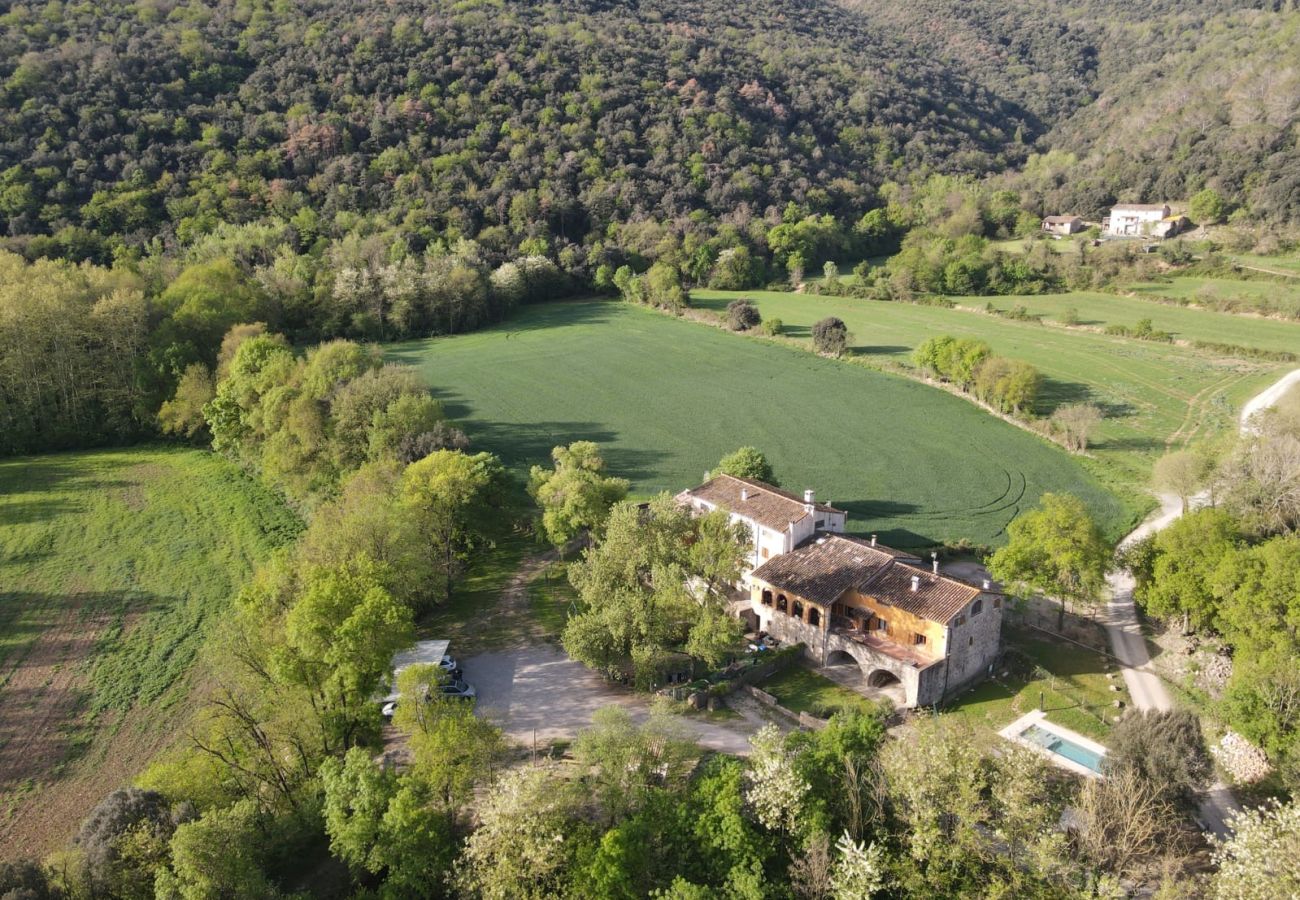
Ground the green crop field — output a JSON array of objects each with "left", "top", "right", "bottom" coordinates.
[
  {"left": 692, "top": 289, "right": 1293, "bottom": 494},
  {"left": 388, "top": 300, "right": 1130, "bottom": 549},
  {"left": 0, "top": 447, "right": 299, "bottom": 855}
]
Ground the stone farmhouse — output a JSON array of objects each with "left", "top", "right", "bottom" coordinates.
[
  {"left": 1041, "top": 215, "right": 1084, "bottom": 236},
  {"left": 1104, "top": 203, "right": 1188, "bottom": 239},
  {"left": 678, "top": 475, "right": 1003, "bottom": 707}
]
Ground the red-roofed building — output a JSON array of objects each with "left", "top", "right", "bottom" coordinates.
[{"left": 679, "top": 476, "right": 1004, "bottom": 708}]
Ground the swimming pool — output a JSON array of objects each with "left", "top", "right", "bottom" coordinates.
[{"left": 1020, "top": 723, "right": 1107, "bottom": 775}]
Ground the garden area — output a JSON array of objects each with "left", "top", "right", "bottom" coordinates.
[{"left": 941, "top": 629, "right": 1126, "bottom": 741}]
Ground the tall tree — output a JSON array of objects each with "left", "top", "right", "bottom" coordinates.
[
  {"left": 528, "top": 441, "right": 630, "bottom": 550},
  {"left": 988, "top": 493, "right": 1111, "bottom": 630}
]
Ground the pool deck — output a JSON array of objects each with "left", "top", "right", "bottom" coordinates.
[{"left": 999, "top": 710, "right": 1108, "bottom": 778}]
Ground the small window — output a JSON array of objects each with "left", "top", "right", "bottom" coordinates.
[
  {"left": 954, "top": 615, "right": 965, "bottom": 627},
  {"left": 808, "top": 608, "right": 821, "bottom": 627},
  {"left": 968, "top": 636, "right": 974, "bottom": 646},
  {"left": 876, "top": 618, "right": 888, "bottom": 632},
  {"left": 761, "top": 590, "right": 773, "bottom": 607},
  {"left": 993, "top": 596, "right": 1002, "bottom": 608},
  {"left": 761, "top": 548, "right": 770, "bottom": 559},
  {"left": 776, "top": 595, "right": 788, "bottom": 613},
  {"left": 972, "top": 599, "right": 984, "bottom": 616},
  {"left": 815, "top": 519, "right": 825, "bottom": 528},
  {"left": 792, "top": 601, "right": 804, "bottom": 621},
  {"left": 913, "top": 633, "right": 927, "bottom": 646}
]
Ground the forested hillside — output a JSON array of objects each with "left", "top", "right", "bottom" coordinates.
[
  {"left": 1038, "top": 7, "right": 1300, "bottom": 221},
  {"left": 0, "top": 0, "right": 1024, "bottom": 267}
]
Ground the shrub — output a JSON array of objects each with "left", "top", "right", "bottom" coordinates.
[
  {"left": 762, "top": 317, "right": 783, "bottom": 336},
  {"left": 725, "top": 298, "right": 761, "bottom": 331},
  {"left": 1107, "top": 709, "right": 1211, "bottom": 807},
  {"left": 812, "top": 317, "right": 849, "bottom": 357}
]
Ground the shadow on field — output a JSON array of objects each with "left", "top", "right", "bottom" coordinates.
[
  {"left": 445, "top": 417, "right": 669, "bottom": 483},
  {"left": 849, "top": 344, "right": 911, "bottom": 356},
  {"left": 1035, "top": 376, "right": 1094, "bottom": 415},
  {"left": 0, "top": 456, "right": 135, "bottom": 501},
  {"left": 0, "top": 499, "right": 84, "bottom": 526}
]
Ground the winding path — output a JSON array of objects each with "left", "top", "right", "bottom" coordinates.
[{"left": 1103, "top": 367, "right": 1300, "bottom": 838}]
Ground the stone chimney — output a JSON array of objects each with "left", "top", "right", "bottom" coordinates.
[
  {"left": 982, "top": 579, "right": 991, "bottom": 591},
  {"left": 741, "top": 487, "right": 748, "bottom": 502},
  {"left": 910, "top": 574, "right": 920, "bottom": 592},
  {"left": 931, "top": 552, "right": 939, "bottom": 575},
  {"left": 803, "top": 489, "right": 815, "bottom": 513},
  {"left": 870, "top": 534, "right": 877, "bottom": 547}
]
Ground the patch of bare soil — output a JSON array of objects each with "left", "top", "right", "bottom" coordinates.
[
  {"left": 0, "top": 595, "right": 173, "bottom": 859},
  {"left": 1146, "top": 623, "right": 1232, "bottom": 700}
]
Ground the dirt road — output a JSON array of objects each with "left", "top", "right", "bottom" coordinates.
[{"left": 1104, "top": 366, "right": 1300, "bottom": 838}]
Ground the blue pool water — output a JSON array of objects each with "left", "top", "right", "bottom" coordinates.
[{"left": 1020, "top": 724, "right": 1106, "bottom": 774}]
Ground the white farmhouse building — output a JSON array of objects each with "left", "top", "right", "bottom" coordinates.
[{"left": 1105, "top": 203, "right": 1171, "bottom": 237}]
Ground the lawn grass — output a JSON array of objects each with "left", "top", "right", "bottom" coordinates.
[
  {"left": 387, "top": 299, "right": 1129, "bottom": 548},
  {"left": 941, "top": 629, "right": 1122, "bottom": 741},
  {"left": 758, "top": 664, "right": 880, "bottom": 718},
  {"left": 0, "top": 447, "right": 300, "bottom": 712},
  {"left": 528, "top": 560, "right": 575, "bottom": 640},
  {"left": 1122, "top": 276, "right": 1300, "bottom": 321},
  {"left": 418, "top": 528, "right": 533, "bottom": 656},
  {"left": 691, "top": 288, "right": 1291, "bottom": 496},
  {"left": 1228, "top": 252, "right": 1300, "bottom": 276},
  {"left": 0, "top": 446, "right": 300, "bottom": 852}
]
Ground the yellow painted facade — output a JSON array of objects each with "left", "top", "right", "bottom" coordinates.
[{"left": 838, "top": 590, "right": 945, "bottom": 659}]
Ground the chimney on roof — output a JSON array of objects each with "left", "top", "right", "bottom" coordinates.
[
  {"left": 803, "top": 489, "right": 815, "bottom": 513},
  {"left": 741, "top": 487, "right": 748, "bottom": 502},
  {"left": 932, "top": 559, "right": 939, "bottom": 576},
  {"left": 870, "top": 534, "right": 877, "bottom": 547},
  {"left": 911, "top": 574, "right": 920, "bottom": 592},
  {"left": 982, "top": 579, "right": 991, "bottom": 591}
]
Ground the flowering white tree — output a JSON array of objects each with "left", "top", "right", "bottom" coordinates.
[
  {"left": 830, "top": 830, "right": 884, "bottom": 900},
  {"left": 454, "top": 764, "right": 581, "bottom": 899},
  {"left": 1212, "top": 799, "right": 1300, "bottom": 900},
  {"left": 745, "top": 724, "right": 810, "bottom": 837}
]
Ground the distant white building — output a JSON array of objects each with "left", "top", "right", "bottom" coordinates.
[
  {"left": 1105, "top": 204, "right": 1171, "bottom": 237},
  {"left": 1041, "top": 215, "right": 1084, "bottom": 236}
]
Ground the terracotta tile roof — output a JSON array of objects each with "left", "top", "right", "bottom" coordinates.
[
  {"left": 682, "top": 474, "right": 842, "bottom": 532},
  {"left": 864, "top": 564, "right": 982, "bottom": 624},
  {"left": 1043, "top": 215, "right": 1081, "bottom": 224},
  {"left": 750, "top": 534, "right": 908, "bottom": 607},
  {"left": 750, "top": 533, "right": 980, "bottom": 624},
  {"left": 1111, "top": 203, "right": 1169, "bottom": 212}
]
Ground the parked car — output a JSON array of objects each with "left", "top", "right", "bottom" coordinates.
[
  {"left": 440, "top": 654, "right": 461, "bottom": 677},
  {"left": 438, "top": 678, "right": 476, "bottom": 700}
]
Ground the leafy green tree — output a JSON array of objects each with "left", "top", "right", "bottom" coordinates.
[
  {"left": 1189, "top": 188, "right": 1229, "bottom": 224},
  {"left": 712, "top": 446, "right": 776, "bottom": 485},
  {"left": 988, "top": 493, "right": 1111, "bottom": 629},
  {"left": 574, "top": 704, "right": 695, "bottom": 824},
  {"left": 563, "top": 496, "right": 746, "bottom": 681},
  {"left": 276, "top": 557, "right": 415, "bottom": 751},
  {"left": 401, "top": 450, "right": 508, "bottom": 603},
  {"left": 1152, "top": 449, "right": 1209, "bottom": 512},
  {"left": 746, "top": 725, "right": 811, "bottom": 843},
  {"left": 155, "top": 800, "right": 276, "bottom": 900},
  {"left": 1141, "top": 508, "right": 1238, "bottom": 631},
  {"left": 392, "top": 664, "right": 504, "bottom": 819},
  {"left": 158, "top": 363, "right": 216, "bottom": 439},
  {"left": 320, "top": 746, "right": 453, "bottom": 897},
  {"left": 528, "top": 441, "right": 630, "bottom": 550}
]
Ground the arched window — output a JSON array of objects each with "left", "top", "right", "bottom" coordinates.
[
  {"left": 808, "top": 608, "right": 821, "bottom": 628},
  {"left": 792, "top": 601, "right": 804, "bottom": 621},
  {"left": 776, "top": 594, "right": 788, "bottom": 613},
  {"left": 972, "top": 599, "right": 984, "bottom": 616},
  {"left": 761, "top": 589, "right": 773, "bottom": 606}
]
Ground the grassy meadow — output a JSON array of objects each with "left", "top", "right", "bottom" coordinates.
[
  {"left": 0, "top": 447, "right": 299, "bottom": 854},
  {"left": 388, "top": 300, "right": 1129, "bottom": 549},
  {"left": 692, "top": 288, "right": 1294, "bottom": 495}
]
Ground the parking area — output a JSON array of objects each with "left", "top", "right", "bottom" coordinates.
[{"left": 462, "top": 645, "right": 762, "bottom": 755}]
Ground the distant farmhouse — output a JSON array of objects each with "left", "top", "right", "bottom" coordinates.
[
  {"left": 1104, "top": 203, "right": 1189, "bottom": 239},
  {"left": 1041, "top": 215, "right": 1084, "bottom": 236},
  {"left": 678, "top": 475, "right": 1003, "bottom": 708}
]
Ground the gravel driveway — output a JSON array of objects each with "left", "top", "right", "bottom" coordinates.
[{"left": 462, "top": 644, "right": 763, "bottom": 755}]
